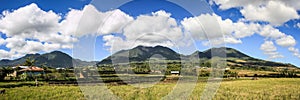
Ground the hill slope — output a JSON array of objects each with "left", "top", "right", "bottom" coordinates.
[
  {"left": 0, "top": 51, "right": 96, "bottom": 68},
  {"left": 0, "top": 46, "right": 297, "bottom": 68},
  {"left": 97, "top": 46, "right": 298, "bottom": 68},
  {"left": 99, "top": 46, "right": 181, "bottom": 64}
]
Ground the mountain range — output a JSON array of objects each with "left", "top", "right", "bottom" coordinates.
[
  {"left": 0, "top": 51, "right": 97, "bottom": 68},
  {"left": 97, "top": 46, "right": 297, "bottom": 68},
  {"left": 0, "top": 46, "right": 297, "bottom": 68}
]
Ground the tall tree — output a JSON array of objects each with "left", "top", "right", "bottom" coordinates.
[{"left": 23, "top": 57, "right": 35, "bottom": 67}]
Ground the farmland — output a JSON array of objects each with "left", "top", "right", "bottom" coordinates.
[{"left": 1, "top": 78, "right": 300, "bottom": 100}]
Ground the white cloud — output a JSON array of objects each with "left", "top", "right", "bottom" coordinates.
[
  {"left": 212, "top": 0, "right": 300, "bottom": 26},
  {"left": 211, "top": 0, "right": 267, "bottom": 10},
  {"left": 43, "top": 43, "right": 61, "bottom": 52},
  {"left": 212, "top": 0, "right": 300, "bottom": 11},
  {"left": 181, "top": 12, "right": 295, "bottom": 52},
  {"left": 103, "top": 35, "right": 132, "bottom": 52},
  {"left": 60, "top": 5, "right": 134, "bottom": 37},
  {"left": 224, "top": 36, "right": 242, "bottom": 44},
  {"left": 123, "top": 10, "right": 182, "bottom": 41},
  {"left": 267, "top": 52, "right": 284, "bottom": 59},
  {"left": 259, "top": 25, "right": 285, "bottom": 39},
  {"left": 240, "top": 1, "right": 299, "bottom": 26},
  {"left": 103, "top": 34, "right": 174, "bottom": 53},
  {"left": 276, "top": 35, "right": 296, "bottom": 47},
  {"left": 181, "top": 13, "right": 262, "bottom": 46},
  {"left": 182, "top": 13, "right": 263, "bottom": 41},
  {"left": 0, "top": 3, "right": 61, "bottom": 39},
  {"left": 0, "top": 37, "right": 5, "bottom": 45},
  {"left": 297, "top": 23, "right": 300, "bottom": 28},
  {"left": 260, "top": 41, "right": 277, "bottom": 52},
  {"left": 0, "top": 50, "right": 12, "bottom": 59},
  {"left": 103, "top": 10, "right": 182, "bottom": 52},
  {"left": 181, "top": 13, "right": 223, "bottom": 40},
  {"left": 288, "top": 47, "right": 300, "bottom": 58},
  {"left": 203, "top": 36, "right": 242, "bottom": 46},
  {"left": 4, "top": 37, "right": 63, "bottom": 57},
  {"left": 0, "top": 3, "right": 76, "bottom": 58},
  {"left": 232, "top": 21, "right": 260, "bottom": 38},
  {"left": 5, "top": 37, "right": 26, "bottom": 51},
  {"left": 260, "top": 41, "right": 284, "bottom": 59}
]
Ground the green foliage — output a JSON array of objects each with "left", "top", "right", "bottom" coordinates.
[
  {"left": 23, "top": 57, "right": 35, "bottom": 66},
  {"left": 0, "top": 67, "right": 14, "bottom": 80}
]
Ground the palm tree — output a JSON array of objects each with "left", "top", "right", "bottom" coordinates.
[
  {"left": 23, "top": 57, "right": 36, "bottom": 67},
  {"left": 23, "top": 57, "right": 36, "bottom": 81}
]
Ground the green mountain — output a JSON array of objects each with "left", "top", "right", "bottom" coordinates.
[
  {"left": 0, "top": 51, "right": 97, "bottom": 68},
  {"left": 0, "top": 46, "right": 297, "bottom": 68},
  {"left": 98, "top": 46, "right": 298, "bottom": 68},
  {"left": 99, "top": 46, "right": 181, "bottom": 64}
]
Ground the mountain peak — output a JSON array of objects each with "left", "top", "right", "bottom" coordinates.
[
  {"left": 49, "top": 51, "right": 66, "bottom": 54},
  {"left": 201, "top": 47, "right": 252, "bottom": 59},
  {"left": 0, "top": 50, "right": 95, "bottom": 68},
  {"left": 24, "top": 53, "right": 40, "bottom": 57},
  {"left": 98, "top": 45, "right": 180, "bottom": 64}
]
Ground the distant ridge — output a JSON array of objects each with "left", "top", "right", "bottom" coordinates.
[
  {"left": 0, "top": 51, "right": 97, "bottom": 68},
  {"left": 97, "top": 45, "right": 298, "bottom": 68},
  {"left": 0, "top": 46, "right": 297, "bottom": 68}
]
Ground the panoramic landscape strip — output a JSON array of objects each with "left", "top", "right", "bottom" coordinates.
[{"left": 0, "top": 0, "right": 300, "bottom": 100}]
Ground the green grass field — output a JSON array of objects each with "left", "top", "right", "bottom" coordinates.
[{"left": 1, "top": 78, "right": 300, "bottom": 100}]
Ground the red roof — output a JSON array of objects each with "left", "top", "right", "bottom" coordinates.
[{"left": 19, "top": 66, "right": 44, "bottom": 72}]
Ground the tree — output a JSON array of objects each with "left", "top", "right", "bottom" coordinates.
[{"left": 23, "top": 57, "right": 36, "bottom": 67}]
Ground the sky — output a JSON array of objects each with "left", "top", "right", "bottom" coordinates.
[{"left": 0, "top": 0, "right": 299, "bottom": 67}]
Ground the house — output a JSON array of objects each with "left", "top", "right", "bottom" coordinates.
[
  {"left": 12, "top": 66, "right": 29, "bottom": 69},
  {"left": 225, "top": 67, "right": 230, "bottom": 71},
  {"left": 19, "top": 66, "right": 45, "bottom": 76},
  {"left": 10, "top": 66, "right": 45, "bottom": 77},
  {"left": 7, "top": 66, "right": 31, "bottom": 77},
  {"left": 56, "top": 67, "right": 66, "bottom": 70},
  {"left": 170, "top": 71, "right": 180, "bottom": 76}
]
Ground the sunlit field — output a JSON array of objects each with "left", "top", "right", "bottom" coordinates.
[{"left": 1, "top": 78, "right": 300, "bottom": 100}]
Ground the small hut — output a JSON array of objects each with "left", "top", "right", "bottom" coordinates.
[
  {"left": 171, "top": 71, "right": 180, "bottom": 76},
  {"left": 19, "top": 66, "right": 45, "bottom": 77}
]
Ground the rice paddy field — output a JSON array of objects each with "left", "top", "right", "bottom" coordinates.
[{"left": 1, "top": 78, "right": 300, "bottom": 100}]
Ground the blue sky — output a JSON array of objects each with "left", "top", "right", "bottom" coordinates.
[{"left": 0, "top": 0, "right": 299, "bottom": 67}]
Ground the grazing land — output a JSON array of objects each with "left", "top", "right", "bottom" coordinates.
[{"left": 1, "top": 78, "right": 300, "bottom": 100}]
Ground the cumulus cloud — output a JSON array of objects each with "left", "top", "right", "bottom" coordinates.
[
  {"left": 0, "top": 3, "right": 61, "bottom": 39},
  {"left": 124, "top": 11, "right": 182, "bottom": 41},
  {"left": 288, "top": 47, "right": 300, "bottom": 58},
  {"left": 60, "top": 5, "right": 134, "bottom": 37},
  {"left": 297, "top": 23, "right": 300, "bottom": 28},
  {"left": 103, "top": 34, "right": 174, "bottom": 53},
  {"left": 0, "top": 37, "right": 5, "bottom": 45},
  {"left": 276, "top": 35, "right": 296, "bottom": 47},
  {"left": 181, "top": 13, "right": 223, "bottom": 40},
  {"left": 181, "top": 13, "right": 261, "bottom": 46},
  {"left": 259, "top": 25, "right": 285, "bottom": 39},
  {"left": 211, "top": 0, "right": 300, "bottom": 26},
  {"left": 260, "top": 41, "right": 277, "bottom": 52},
  {"left": 232, "top": 21, "right": 260, "bottom": 38},
  {"left": 0, "top": 50, "right": 12, "bottom": 59},
  {"left": 240, "top": 1, "right": 299, "bottom": 26},
  {"left": 260, "top": 41, "right": 284, "bottom": 59},
  {"left": 211, "top": 0, "right": 267, "bottom": 10},
  {"left": 3, "top": 37, "right": 63, "bottom": 57},
  {"left": 202, "top": 36, "right": 242, "bottom": 46},
  {"left": 0, "top": 3, "right": 76, "bottom": 58},
  {"left": 103, "top": 10, "right": 183, "bottom": 52}
]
